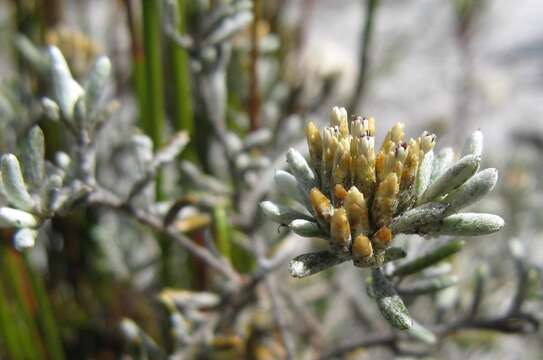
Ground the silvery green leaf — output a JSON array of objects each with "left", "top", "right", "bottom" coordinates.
[
  {"left": 179, "top": 161, "right": 231, "bottom": 195},
  {"left": 384, "top": 247, "right": 407, "bottom": 263},
  {"left": 45, "top": 179, "right": 90, "bottom": 215},
  {"left": 170, "top": 311, "right": 191, "bottom": 350},
  {"left": 73, "top": 96, "right": 87, "bottom": 126},
  {"left": 416, "top": 150, "right": 434, "bottom": 202},
  {"left": 54, "top": 152, "right": 71, "bottom": 170},
  {"left": 84, "top": 56, "right": 111, "bottom": 113},
  {"left": 289, "top": 219, "right": 324, "bottom": 237},
  {"left": 45, "top": 186, "right": 67, "bottom": 213},
  {"left": 260, "top": 201, "right": 313, "bottom": 225},
  {"left": 392, "top": 239, "right": 465, "bottom": 277},
  {"left": 242, "top": 128, "right": 272, "bottom": 151},
  {"left": 437, "top": 213, "right": 504, "bottom": 236},
  {"left": 407, "top": 320, "right": 437, "bottom": 344},
  {"left": 13, "top": 228, "right": 38, "bottom": 251},
  {"left": 1, "top": 154, "right": 36, "bottom": 211},
  {"left": 153, "top": 131, "right": 190, "bottom": 166},
  {"left": 0, "top": 207, "right": 39, "bottom": 228},
  {"left": 203, "top": 11, "right": 253, "bottom": 46},
  {"left": 120, "top": 317, "right": 166, "bottom": 358},
  {"left": 390, "top": 202, "right": 447, "bottom": 234},
  {"left": 170, "top": 312, "right": 189, "bottom": 345},
  {"left": 286, "top": 148, "right": 317, "bottom": 194},
  {"left": 0, "top": 92, "right": 15, "bottom": 121},
  {"left": 92, "top": 100, "right": 120, "bottom": 129},
  {"left": 431, "top": 147, "right": 454, "bottom": 182},
  {"left": 289, "top": 251, "right": 347, "bottom": 278},
  {"left": 273, "top": 170, "right": 311, "bottom": 210},
  {"left": 13, "top": 35, "right": 49, "bottom": 75},
  {"left": 51, "top": 182, "right": 91, "bottom": 215},
  {"left": 462, "top": 130, "right": 484, "bottom": 157},
  {"left": 161, "top": 289, "right": 220, "bottom": 308},
  {"left": 398, "top": 275, "right": 458, "bottom": 296},
  {"left": 139, "top": 331, "right": 165, "bottom": 358},
  {"left": 131, "top": 134, "right": 154, "bottom": 167},
  {"left": 224, "top": 132, "right": 243, "bottom": 154},
  {"left": 119, "top": 318, "right": 140, "bottom": 342},
  {"left": 421, "top": 154, "right": 480, "bottom": 203},
  {"left": 22, "top": 126, "right": 45, "bottom": 191},
  {"left": 422, "top": 262, "right": 453, "bottom": 278},
  {"left": 48, "top": 46, "right": 85, "bottom": 120},
  {"left": 443, "top": 168, "right": 498, "bottom": 215},
  {"left": 235, "top": 153, "right": 270, "bottom": 172},
  {"left": 41, "top": 97, "right": 60, "bottom": 121},
  {"left": 371, "top": 268, "right": 412, "bottom": 330}
]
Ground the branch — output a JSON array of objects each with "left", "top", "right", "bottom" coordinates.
[
  {"left": 319, "top": 333, "right": 396, "bottom": 359},
  {"left": 320, "top": 311, "right": 539, "bottom": 359},
  {"left": 88, "top": 187, "right": 242, "bottom": 285},
  {"left": 347, "top": 0, "right": 379, "bottom": 113},
  {"left": 126, "top": 131, "right": 189, "bottom": 202},
  {"left": 265, "top": 276, "right": 295, "bottom": 360}
]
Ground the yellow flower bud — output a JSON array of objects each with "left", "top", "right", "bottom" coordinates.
[
  {"left": 400, "top": 139, "right": 420, "bottom": 190},
  {"left": 352, "top": 234, "right": 373, "bottom": 258},
  {"left": 365, "top": 117, "right": 376, "bottom": 137},
  {"left": 391, "top": 122, "right": 405, "bottom": 143},
  {"left": 305, "top": 121, "right": 322, "bottom": 169},
  {"left": 333, "top": 184, "right": 348, "bottom": 205},
  {"left": 372, "top": 172, "right": 399, "bottom": 228},
  {"left": 372, "top": 226, "right": 392, "bottom": 250},
  {"left": 332, "top": 140, "right": 351, "bottom": 188},
  {"left": 330, "top": 208, "right": 351, "bottom": 254},
  {"left": 344, "top": 186, "right": 370, "bottom": 234},
  {"left": 322, "top": 127, "right": 340, "bottom": 192},
  {"left": 382, "top": 122, "right": 405, "bottom": 150},
  {"left": 419, "top": 131, "right": 436, "bottom": 154},
  {"left": 310, "top": 187, "right": 332, "bottom": 222},
  {"left": 331, "top": 107, "right": 349, "bottom": 138}
]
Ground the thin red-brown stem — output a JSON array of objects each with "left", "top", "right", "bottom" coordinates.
[{"left": 248, "top": 0, "right": 261, "bottom": 132}]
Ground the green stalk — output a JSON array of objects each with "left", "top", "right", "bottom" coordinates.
[
  {"left": 213, "top": 207, "right": 255, "bottom": 273},
  {"left": 26, "top": 257, "right": 65, "bottom": 360},
  {"left": 213, "top": 207, "right": 232, "bottom": 261},
  {"left": 141, "top": 0, "right": 171, "bottom": 286},
  {"left": 170, "top": 0, "right": 195, "bottom": 160},
  {"left": 166, "top": 0, "right": 198, "bottom": 288},
  {"left": 141, "top": 0, "right": 165, "bottom": 151},
  {"left": 0, "top": 283, "right": 24, "bottom": 360},
  {"left": 0, "top": 245, "right": 42, "bottom": 359}
]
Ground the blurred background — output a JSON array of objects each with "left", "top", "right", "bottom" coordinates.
[{"left": 0, "top": 0, "right": 542, "bottom": 359}]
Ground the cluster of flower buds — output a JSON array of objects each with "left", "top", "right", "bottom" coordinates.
[{"left": 261, "top": 106, "right": 504, "bottom": 278}]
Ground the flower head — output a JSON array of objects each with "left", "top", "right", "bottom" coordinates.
[{"left": 261, "top": 107, "right": 504, "bottom": 278}]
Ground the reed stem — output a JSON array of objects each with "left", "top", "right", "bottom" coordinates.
[{"left": 348, "top": 0, "right": 379, "bottom": 114}]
